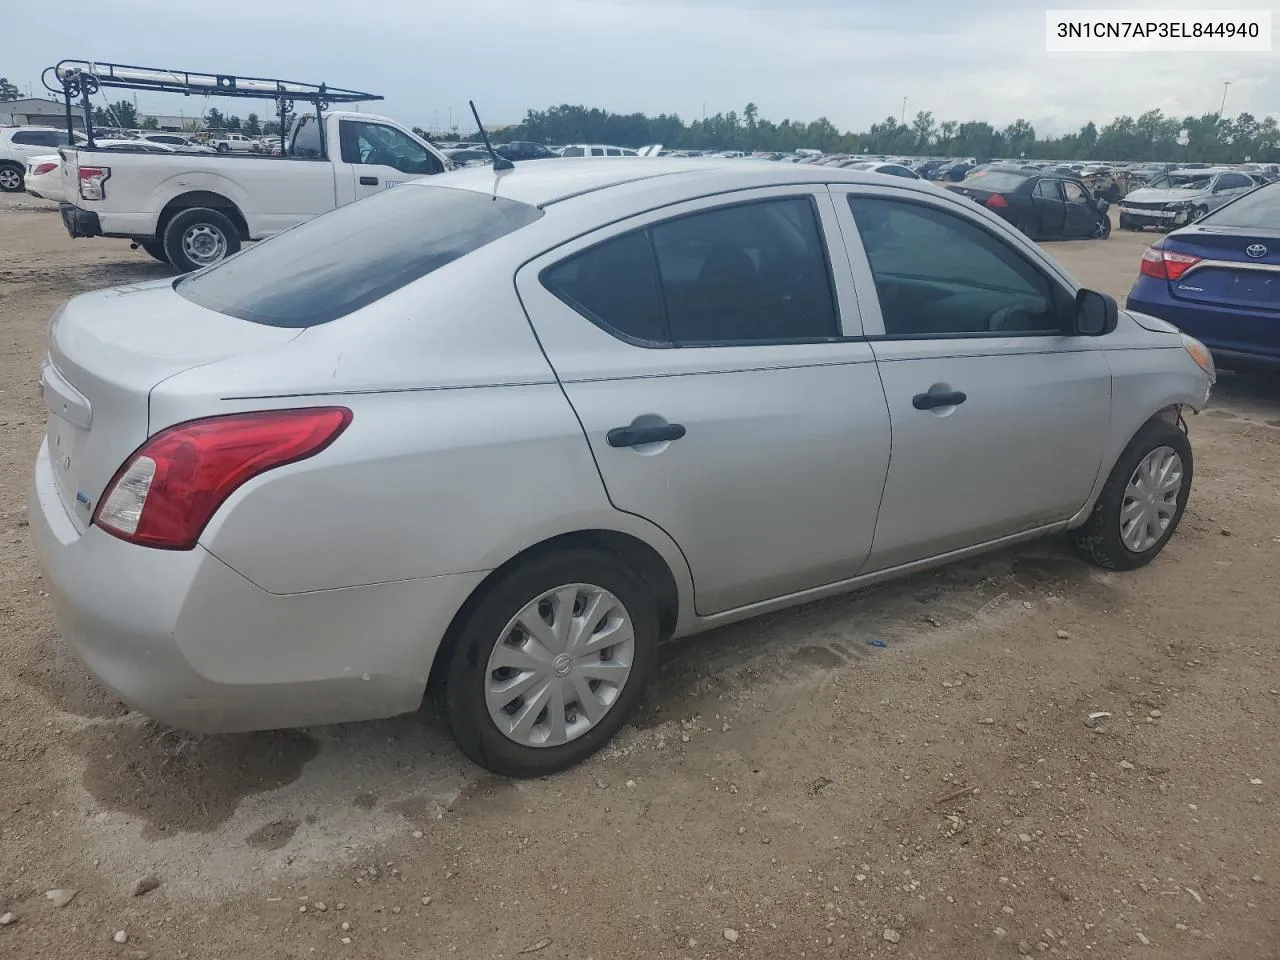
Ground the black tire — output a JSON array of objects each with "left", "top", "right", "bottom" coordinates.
[
  {"left": 1069, "top": 418, "right": 1193, "bottom": 571},
  {"left": 1192, "top": 205, "right": 1208, "bottom": 221},
  {"left": 139, "top": 239, "right": 169, "bottom": 264},
  {"left": 216, "top": 142, "right": 230, "bottom": 153},
  {"left": 1095, "top": 214, "right": 1112, "bottom": 239},
  {"left": 0, "top": 163, "right": 24, "bottom": 193},
  {"left": 440, "top": 548, "right": 659, "bottom": 778},
  {"left": 162, "top": 207, "right": 241, "bottom": 273}
]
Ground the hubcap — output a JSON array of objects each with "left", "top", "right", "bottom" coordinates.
[
  {"left": 182, "top": 223, "right": 227, "bottom": 265},
  {"left": 0, "top": 169, "right": 20, "bottom": 190},
  {"left": 1120, "top": 445, "right": 1183, "bottom": 553},
  {"left": 484, "top": 583, "right": 635, "bottom": 748}
]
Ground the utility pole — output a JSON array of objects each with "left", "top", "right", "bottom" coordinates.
[
  {"left": 702, "top": 103, "right": 707, "bottom": 121},
  {"left": 901, "top": 97, "right": 907, "bottom": 124},
  {"left": 1219, "top": 80, "right": 1232, "bottom": 116}
]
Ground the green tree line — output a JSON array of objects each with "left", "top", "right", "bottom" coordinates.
[{"left": 488, "top": 103, "right": 1280, "bottom": 163}]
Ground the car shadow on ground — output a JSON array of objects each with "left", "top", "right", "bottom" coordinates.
[{"left": 37, "top": 535, "right": 1102, "bottom": 841}]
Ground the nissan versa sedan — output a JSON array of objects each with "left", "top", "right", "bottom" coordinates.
[
  {"left": 1127, "top": 179, "right": 1280, "bottom": 366},
  {"left": 30, "top": 160, "right": 1216, "bottom": 777}
]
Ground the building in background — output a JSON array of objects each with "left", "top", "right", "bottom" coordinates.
[{"left": 0, "top": 97, "right": 87, "bottom": 129}]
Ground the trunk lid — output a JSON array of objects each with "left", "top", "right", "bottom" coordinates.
[
  {"left": 1166, "top": 227, "right": 1280, "bottom": 313},
  {"left": 42, "top": 281, "right": 302, "bottom": 530}
]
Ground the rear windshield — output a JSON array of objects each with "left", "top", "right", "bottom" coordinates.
[
  {"left": 177, "top": 185, "right": 543, "bottom": 327},
  {"left": 964, "top": 171, "right": 1029, "bottom": 191},
  {"left": 1202, "top": 181, "right": 1280, "bottom": 229}
]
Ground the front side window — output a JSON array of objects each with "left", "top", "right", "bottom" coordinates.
[
  {"left": 339, "top": 121, "right": 443, "bottom": 175},
  {"left": 543, "top": 196, "right": 839, "bottom": 346},
  {"left": 849, "top": 196, "right": 1065, "bottom": 337},
  {"left": 1062, "top": 181, "right": 1089, "bottom": 203}
]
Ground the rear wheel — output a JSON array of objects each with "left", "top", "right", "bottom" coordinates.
[
  {"left": 139, "top": 239, "right": 170, "bottom": 264},
  {"left": 162, "top": 207, "right": 241, "bottom": 273},
  {"left": 0, "top": 163, "right": 23, "bottom": 193},
  {"left": 439, "top": 548, "right": 659, "bottom": 777},
  {"left": 1070, "top": 418, "right": 1192, "bottom": 570}
]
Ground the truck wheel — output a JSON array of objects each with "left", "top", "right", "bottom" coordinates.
[
  {"left": 162, "top": 208, "right": 241, "bottom": 273},
  {"left": 139, "top": 240, "right": 170, "bottom": 264},
  {"left": 216, "top": 143, "right": 230, "bottom": 153},
  {"left": 0, "top": 163, "right": 23, "bottom": 193}
]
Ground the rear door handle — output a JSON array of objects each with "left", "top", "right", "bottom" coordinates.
[
  {"left": 607, "top": 423, "right": 686, "bottom": 448},
  {"left": 912, "top": 390, "right": 967, "bottom": 410},
  {"left": 359, "top": 175, "right": 379, "bottom": 186}
]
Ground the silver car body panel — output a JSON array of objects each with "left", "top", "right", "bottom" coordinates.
[{"left": 28, "top": 159, "right": 1214, "bottom": 734}]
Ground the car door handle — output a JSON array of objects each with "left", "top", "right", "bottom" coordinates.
[
  {"left": 359, "top": 175, "right": 378, "bottom": 186},
  {"left": 912, "top": 390, "right": 967, "bottom": 410},
  {"left": 606, "top": 423, "right": 686, "bottom": 447}
]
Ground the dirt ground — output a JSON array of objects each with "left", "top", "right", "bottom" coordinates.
[{"left": 0, "top": 191, "right": 1277, "bottom": 960}]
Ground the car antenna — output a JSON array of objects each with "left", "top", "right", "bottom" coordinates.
[{"left": 470, "top": 100, "right": 514, "bottom": 172}]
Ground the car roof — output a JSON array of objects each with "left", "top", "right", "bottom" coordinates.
[{"left": 414, "top": 157, "right": 953, "bottom": 208}]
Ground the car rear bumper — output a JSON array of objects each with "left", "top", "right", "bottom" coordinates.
[
  {"left": 1126, "top": 284, "right": 1280, "bottom": 364},
  {"left": 59, "top": 202, "right": 101, "bottom": 238},
  {"left": 29, "top": 439, "right": 485, "bottom": 733}
]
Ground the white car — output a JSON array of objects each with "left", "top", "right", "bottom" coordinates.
[
  {"left": 24, "top": 140, "right": 176, "bottom": 203},
  {"left": 138, "top": 133, "right": 214, "bottom": 153},
  {"left": 59, "top": 111, "right": 449, "bottom": 271},
  {"left": 1, "top": 126, "right": 88, "bottom": 192},
  {"left": 559, "top": 144, "right": 663, "bottom": 158},
  {"left": 208, "top": 132, "right": 258, "bottom": 153}
]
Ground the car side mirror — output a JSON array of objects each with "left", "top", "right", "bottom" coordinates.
[
  {"left": 1074, "top": 288, "right": 1118, "bottom": 336},
  {"left": 1095, "top": 198, "right": 1110, "bottom": 214}
]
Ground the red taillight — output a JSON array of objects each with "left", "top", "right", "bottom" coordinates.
[
  {"left": 92, "top": 407, "right": 352, "bottom": 550},
  {"left": 32, "top": 162, "right": 58, "bottom": 175},
  {"left": 1139, "top": 246, "right": 1201, "bottom": 281},
  {"left": 984, "top": 193, "right": 1009, "bottom": 209},
  {"left": 78, "top": 165, "right": 110, "bottom": 200}
]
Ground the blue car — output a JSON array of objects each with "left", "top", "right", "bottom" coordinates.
[{"left": 1126, "top": 180, "right": 1279, "bottom": 366}]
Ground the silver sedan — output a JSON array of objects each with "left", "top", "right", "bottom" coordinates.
[{"left": 30, "top": 160, "right": 1216, "bottom": 776}]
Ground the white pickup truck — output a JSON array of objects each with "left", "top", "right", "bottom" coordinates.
[{"left": 58, "top": 111, "right": 450, "bottom": 271}]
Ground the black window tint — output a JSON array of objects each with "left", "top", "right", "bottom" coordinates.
[
  {"left": 177, "top": 186, "right": 542, "bottom": 327},
  {"left": 544, "top": 197, "right": 839, "bottom": 346},
  {"left": 291, "top": 116, "right": 322, "bottom": 157},
  {"left": 1217, "top": 173, "right": 1251, "bottom": 190},
  {"left": 850, "top": 197, "right": 1063, "bottom": 337},
  {"left": 561, "top": 146, "right": 584, "bottom": 157},
  {"left": 652, "top": 198, "right": 838, "bottom": 344},
  {"left": 542, "top": 232, "right": 666, "bottom": 342},
  {"left": 1204, "top": 180, "right": 1280, "bottom": 228},
  {"left": 13, "top": 130, "right": 58, "bottom": 146}
]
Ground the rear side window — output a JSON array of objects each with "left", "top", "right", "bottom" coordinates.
[
  {"left": 1204, "top": 180, "right": 1280, "bottom": 228},
  {"left": 177, "top": 186, "right": 543, "bottom": 327},
  {"left": 291, "top": 116, "right": 323, "bottom": 158},
  {"left": 12, "top": 130, "right": 60, "bottom": 146},
  {"left": 543, "top": 197, "right": 839, "bottom": 346},
  {"left": 561, "top": 146, "right": 584, "bottom": 157}
]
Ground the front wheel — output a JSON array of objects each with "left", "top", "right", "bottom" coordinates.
[
  {"left": 1095, "top": 214, "right": 1112, "bottom": 239},
  {"left": 440, "top": 548, "right": 659, "bottom": 777},
  {"left": 162, "top": 207, "right": 241, "bottom": 273},
  {"left": 1070, "top": 418, "right": 1193, "bottom": 570}
]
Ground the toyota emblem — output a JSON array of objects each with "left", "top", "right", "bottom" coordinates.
[{"left": 1246, "top": 243, "right": 1267, "bottom": 258}]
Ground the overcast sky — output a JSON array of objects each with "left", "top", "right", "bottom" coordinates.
[{"left": 6, "top": 0, "right": 1276, "bottom": 136}]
